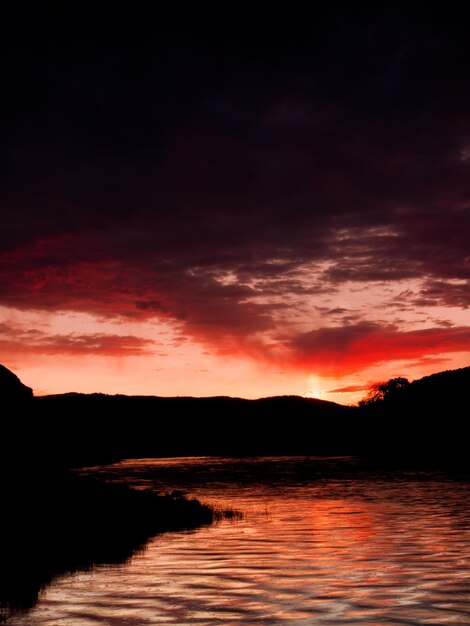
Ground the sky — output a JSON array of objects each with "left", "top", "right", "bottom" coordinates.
[{"left": 1, "top": 2, "right": 470, "bottom": 403}]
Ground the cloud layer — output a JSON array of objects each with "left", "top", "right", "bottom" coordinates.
[{"left": 1, "top": 3, "right": 470, "bottom": 383}]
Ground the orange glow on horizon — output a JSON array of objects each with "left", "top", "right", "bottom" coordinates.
[
  {"left": 2, "top": 4, "right": 470, "bottom": 410},
  {"left": 1, "top": 303, "right": 468, "bottom": 404}
]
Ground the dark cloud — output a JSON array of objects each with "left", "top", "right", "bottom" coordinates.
[
  {"left": 327, "top": 308, "right": 349, "bottom": 316},
  {"left": 392, "top": 280, "right": 470, "bottom": 315},
  {"left": 413, "top": 280, "right": 470, "bottom": 309},
  {"left": 1, "top": 3, "right": 470, "bottom": 372}
]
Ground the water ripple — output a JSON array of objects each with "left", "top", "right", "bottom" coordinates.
[{"left": 8, "top": 457, "right": 470, "bottom": 625}]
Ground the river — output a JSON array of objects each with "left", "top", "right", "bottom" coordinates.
[{"left": 8, "top": 456, "right": 470, "bottom": 625}]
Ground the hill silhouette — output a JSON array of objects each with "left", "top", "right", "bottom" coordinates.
[
  {"left": 1, "top": 363, "right": 469, "bottom": 468},
  {"left": 360, "top": 366, "right": 470, "bottom": 412},
  {"left": 26, "top": 393, "right": 357, "bottom": 467},
  {"left": 356, "top": 366, "right": 470, "bottom": 468},
  {"left": 401, "top": 366, "right": 470, "bottom": 412},
  {"left": 1, "top": 363, "right": 468, "bottom": 618}
]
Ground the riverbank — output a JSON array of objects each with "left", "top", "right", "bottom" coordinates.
[
  {"left": 0, "top": 468, "right": 217, "bottom": 622},
  {"left": 6, "top": 456, "right": 470, "bottom": 626}
]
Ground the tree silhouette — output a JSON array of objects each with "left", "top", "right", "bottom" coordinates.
[{"left": 359, "top": 377, "right": 409, "bottom": 408}]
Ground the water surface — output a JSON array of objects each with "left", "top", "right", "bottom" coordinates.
[{"left": 8, "top": 456, "right": 470, "bottom": 624}]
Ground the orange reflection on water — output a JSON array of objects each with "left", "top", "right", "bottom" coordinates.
[{"left": 11, "top": 459, "right": 470, "bottom": 626}]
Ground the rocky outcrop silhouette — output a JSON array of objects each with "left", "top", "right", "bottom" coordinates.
[{"left": 0, "top": 364, "right": 33, "bottom": 400}]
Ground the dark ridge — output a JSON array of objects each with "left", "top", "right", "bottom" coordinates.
[
  {"left": 357, "top": 366, "right": 470, "bottom": 470},
  {"left": 407, "top": 366, "right": 470, "bottom": 405},
  {"left": 22, "top": 393, "right": 356, "bottom": 465},
  {"left": 1, "top": 363, "right": 470, "bottom": 467},
  {"left": 2, "top": 363, "right": 469, "bottom": 468},
  {"left": 1, "top": 363, "right": 469, "bottom": 618}
]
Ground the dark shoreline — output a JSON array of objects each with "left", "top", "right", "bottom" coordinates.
[
  {"left": 1, "top": 455, "right": 468, "bottom": 623},
  {"left": 1, "top": 364, "right": 469, "bottom": 620},
  {"left": 0, "top": 467, "right": 218, "bottom": 623}
]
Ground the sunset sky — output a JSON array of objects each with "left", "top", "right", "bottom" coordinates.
[{"left": 2, "top": 2, "right": 469, "bottom": 403}]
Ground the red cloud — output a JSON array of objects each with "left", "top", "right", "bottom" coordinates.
[
  {"left": 327, "top": 384, "right": 369, "bottom": 393},
  {"left": 2, "top": 8, "right": 470, "bottom": 383},
  {"left": 288, "top": 323, "right": 470, "bottom": 376}
]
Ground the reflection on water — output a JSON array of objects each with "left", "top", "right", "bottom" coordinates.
[{"left": 8, "top": 457, "right": 470, "bottom": 625}]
